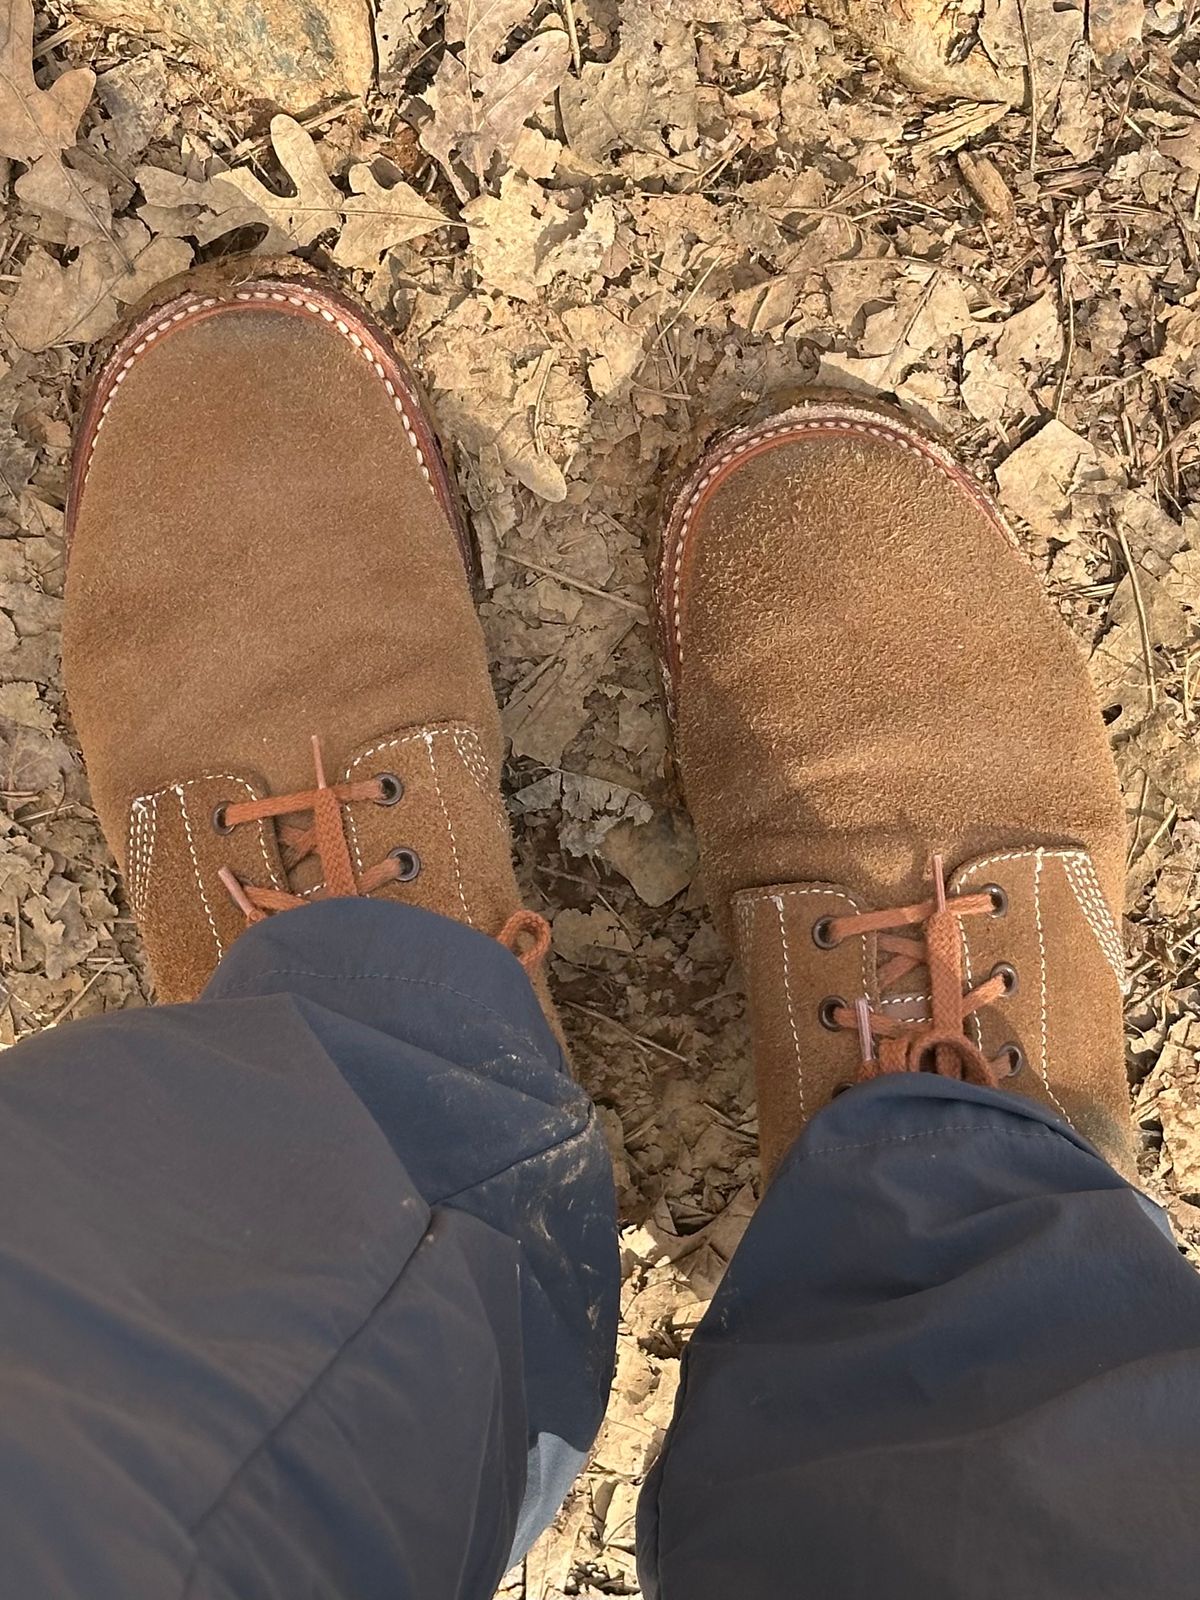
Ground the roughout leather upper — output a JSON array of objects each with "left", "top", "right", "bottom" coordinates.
[
  {"left": 65, "top": 272, "right": 527, "bottom": 1002},
  {"left": 662, "top": 402, "right": 1136, "bottom": 1176}
]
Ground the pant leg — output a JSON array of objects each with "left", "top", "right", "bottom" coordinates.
[
  {"left": 0, "top": 899, "right": 619, "bottom": 1600},
  {"left": 638, "top": 1074, "right": 1200, "bottom": 1599}
]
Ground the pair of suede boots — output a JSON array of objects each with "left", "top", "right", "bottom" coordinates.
[{"left": 63, "top": 265, "right": 1137, "bottom": 1179}]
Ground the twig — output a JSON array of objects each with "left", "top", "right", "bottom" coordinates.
[
  {"left": 530, "top": 349, "right": 555, "bottom": 458},
  {"left": 1183, "top": 644, "right": 1200, "bottom": 721},
  {"left": 1054, "top": 224, "right": 1076, "bottom": 418},
  {"left": 1146, "top": 412, "right": 1200, "bottom": 474},
  {"left": 1114, "top": 518, "right": 1158, "bottom": 712},
  {"left": 47, "top": 961, "right": 118, "bottom": 1028},
  {"left": 561, "top": 1000, "right": 690, "bottom": 1064},
  {"left": 1128, "top": 770, "right": 1152, "bottom": 871},
  {"left": 639, "top": 255, "right": 721, "bottom": 368},
  {"left": 1143, "top": 804, "right": 1179, "bottom": 859},
  {"left": 499, "top": 552, "right": 648, "bottom": 617},
  {"left": 1015, "top": 0, "right": 1039, "bottom": 172},
  {"left": 32, "top": 20, "right": 84, "bottom": 61},
  {"left": 227, "top": 100, "right": 357, "bottom": 165},
  {"left": 560, "top": 0, "right": 582, "bottom": 75}
]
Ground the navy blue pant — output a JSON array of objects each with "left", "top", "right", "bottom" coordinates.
[{"left": 0, "top": 901, "right": 1197, "bottom": 1597}]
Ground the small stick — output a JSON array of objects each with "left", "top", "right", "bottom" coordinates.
[{"left": 1015, "top": 0, "right": 1039, "bottom": 172}]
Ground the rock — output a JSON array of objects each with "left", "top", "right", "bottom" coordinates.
[
  {"left": 803, "top": 0, "right": 1025, "bottom": 105},
  {"left": 1087, "top": 0, "right": 1144, "bottom": 61},
  {"left": 601, "top": 811, "right": 698, "bottom": 907},
  {"left": 74, "top": 0, "right": 373, "bottom": 113}
]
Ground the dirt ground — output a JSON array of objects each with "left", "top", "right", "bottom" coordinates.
[{"left": 2, "top": 0, "right": 1200, "bottom": 1592}]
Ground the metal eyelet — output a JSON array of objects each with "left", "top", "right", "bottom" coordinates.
[
  {"left": 818, "top": 995, "right": 847, "bottom": 1031},
  {"left": 812, "top": 916, "right": 839, "bottom": 949},
  {"left": 388, "top": 846, "right": 422, "bottom": 881},
  {"left": 983, "top": 883, "right": 1008, "bottom": 917},
  {"left": 375, "top": 773, "right": 404, "bottom": 806},
  {"left": 989, "top": 961, "right": 1019, "bottom": 996},
  {"left": 211, "top": 803, "right": 235, "bottom": 836},
  {"left": 997, "top": 1042, "right": 1026, "bottom": 1077}
]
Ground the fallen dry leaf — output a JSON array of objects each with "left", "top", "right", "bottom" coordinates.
[
  {"left": 421, "top": 0, "right": 571, "bottom": 200},
  {"left": 994, "top": 418, "right": 1120, "bottom": 542},
  {"left": 7, "top": 220, "right": 192, "bottom": 351},
  {"left": 210, "top": 115, "right": 342, "bottom": 252},
  {"left": 332, "top": 163, "right": 448, "bottom": 270},
  {"left": 0, "top": 0, "right": 110, "bottom": 241},
  {"left": 957, "top": 149, "right": 1015, "bottom": 227},
  {"left": 14, "top": 145, "right": 112, "bottom": 238}
]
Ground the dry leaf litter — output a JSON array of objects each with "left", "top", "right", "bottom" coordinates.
[{"left": 1, "top": 0, "right": 1199, "bottom": 1592}]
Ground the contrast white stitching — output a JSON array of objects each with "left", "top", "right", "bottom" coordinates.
[
  {"left": 452, "top": 729, "right": 508, "bottom": 837},
  {"left": 126, "top": 796, "right": 157, "bottom": 918},
  {"left": 82, "top": 289, "right": 434, "bottom": 494},
  {"left": 426, "top": 731, "right": 470, "bottom": 922},
  {"left": 1063, "top": 855, "right": 1126, "bottom": 983},
  {"left": 175, "top": 785, "right": 224, "bottom": 959},
  {"left": 1032, "top": 850, "right": 1068, "bottom": 1116},
  {"left": 960, "top": 846, "right": 1126, "bottom": 989},
  {"left": 343, "top": 724, "right": 477, "bottom": 873},
  {"left": 664, "top": 408, "right": 1020, "bottom": 672},
  {"left": 130, "top": 774, "right": 282, "bottom": 892},
  {"left": 773, "top": 894, "right": 806, "bottom": 1114},
  {"left": 733, "top": 883, "right": 871, "bottom": 997}
]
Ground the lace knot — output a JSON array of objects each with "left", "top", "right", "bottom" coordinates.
[
  {"left": 821, "top": 855, "right": 1015, "bottom": 1088},
  {"left": 213, "top": 736, "right": 550, "bottom": 975}
]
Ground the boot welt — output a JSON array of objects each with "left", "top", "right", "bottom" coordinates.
[{"left": 66, "top": 263, "right": 476, "bottom": 586}]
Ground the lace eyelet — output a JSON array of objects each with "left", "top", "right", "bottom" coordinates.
[
  {"left": 997, "top": 1042, "right": 1026, "bottom": 1077},
  {"left": 983, "top": 883, "right": 1008, "bottom": 917},
  {"left": 388, "top": 846, "right": 422, "bottom": 882},
  {"left": 989, "top": 961, "right": 1019, "bottom": 995},
  {"left": 375, "top": 773, "right": 404, "bottom": 806},
  {"left": 211, "top": 803, "right": 235, "bottom": 836},
  {"left": 812, "top": 916, "right": 839, "bottom": 949},
  {"left": 818, "top": 994, "right": 847, "bottom": 1031}
]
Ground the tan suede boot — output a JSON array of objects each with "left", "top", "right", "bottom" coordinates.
[
  {"left": 64, "top": 266, "right": 550, "bottom": 1003},
  {"left": 658, "top": 398, "right": 1137, "bottom": 1178}
]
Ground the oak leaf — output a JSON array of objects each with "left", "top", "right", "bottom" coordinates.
[
  {"left": 421, "top": 0, "right": 570, "bottom": 200},
  {"left": 0, "top": 0, "right": 111, "bottom": 239},
  {"left": 332, "top": 164, "right": 448, "bottom": 270},
  {"left": 209, "top": 115, "right": 342, "bottom": 252}
]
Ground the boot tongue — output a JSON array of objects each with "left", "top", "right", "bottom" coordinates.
[{"left": 876, "top": 976, "right": 931, "bottom": 1028}]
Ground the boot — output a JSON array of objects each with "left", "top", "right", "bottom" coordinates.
[
  {"left": 657, "top": 397, "right": 1137, "bottom": 1178},
  {"left": 64, "top": 265, "right": 549, "bottom": 1003}
]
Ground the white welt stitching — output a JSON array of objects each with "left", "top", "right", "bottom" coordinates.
[
  {"left": 126, "top": 797, "right": 156, "bottom": 918},
  {"left": 82, "top": 290, "right": 434, "bottom": 495},
  {"left": 344, "top": 724, "right": 478, "bottom": 873},
  {"left": 137, "top": 796, "right": 158, "bottom": 917},
  {"left": 1033, "top": 850, "right": 1068, "bottom": 1118},
  {"left": 959, "top": 846, "right": 1125, "bottom": 988},
  {"left": 773, "top": 895, "right": 806, "bottom": 1114},
  {"left": 175, "top": 785, "right": 224, "bottom": 959},
  {"left": 733, "top": 883, "right": 870, "bottom": 996},
  {"left": 452, "top": 729, "right": 508, "bottom": 838},
  {"left": 665, "top": 409, "right": 1019, "bottom": 671},
  {"left": 1063, "top": 855, "right": 1126, "bottom": 983},
  {"left": 131, "top": 774, "right": 282, "bottom": 891},
  {"left": 426, "top": 731, "right": 470, "bottom": 923}
]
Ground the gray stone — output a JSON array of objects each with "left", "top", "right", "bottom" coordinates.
[
  {"left": 76, "top": 0, "right": 373, "bottom": 113},
  {"left": 602, "top": 811, "right": 698, "bottom": 908}
]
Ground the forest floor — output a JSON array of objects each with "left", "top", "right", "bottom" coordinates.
[{"left": 1, "top": 0, "right": 1199, "bottom": 1592}]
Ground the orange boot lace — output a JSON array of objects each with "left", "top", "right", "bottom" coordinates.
[
  {"left": 818, "top": 855, "right": 1018, "bottom": 1087},
  {"left": 213, "top": 736, "right": 551, "bottom": 976}
]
